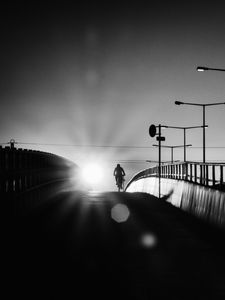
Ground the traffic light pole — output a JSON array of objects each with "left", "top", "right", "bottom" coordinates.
[
  {"left": 158, "top": 124, "right": 161, "bottom": 199},
  {"left": 149, "top": 123, "right": 166, "bottom": 199}
]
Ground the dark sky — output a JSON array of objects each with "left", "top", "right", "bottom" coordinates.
[{"left": 1, "top": 1, "right": 225, "bottom": 190}]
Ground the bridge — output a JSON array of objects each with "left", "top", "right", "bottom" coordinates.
[
  {"left": 3, "top": 144, "right": 225, "bottom": 299},
  {"left": 126, "top": 161, "right": 225, "bottom": 228}
]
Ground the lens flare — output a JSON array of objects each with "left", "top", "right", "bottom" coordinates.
[
  {"left": 111, "top": 203, "right": 130, "bottom": 223},
  {"left": 140, "top": 233, "right": 157, "bottom": 248}
]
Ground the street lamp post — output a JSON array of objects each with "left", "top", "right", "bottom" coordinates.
[
  {"left": 149, "top": 124, "right": 167, "bottom": 199},
  {"left": 197, "top": 66, "right": 225, "bottom": 72},
  {"left": 153, "top": 144, "right": 192, "bottom": 163},
  {"left": 165, "top": 125, "right": 206, "bottom": 162},
  {"left": 175, "top": 101, "right": 225, "bottom": 163}
]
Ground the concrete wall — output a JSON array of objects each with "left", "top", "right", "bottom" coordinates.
[{"left": 126, "top": 177, "right": 225, "bottom": 228}]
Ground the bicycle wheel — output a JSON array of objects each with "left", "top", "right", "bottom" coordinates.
[{"left": 116, "top": 177, "right": 122, "bottom": 192}]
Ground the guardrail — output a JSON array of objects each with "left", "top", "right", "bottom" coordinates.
[
  {"left": 126, "top": 161, "right": 225, "bottom": 190},
  {"left": 0, "top": 145, "right": 76, "bottom": 194}
]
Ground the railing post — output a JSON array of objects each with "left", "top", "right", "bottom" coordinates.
[
  {"left": 212, "top": 165, "right": 216, "bottom": 186},
  {"left": 190, "top": 163, "right": 192, "bottom": 182},
  {"left": 205, "top": 165, "right": 209, "bottom": 186},
  {"left": 200, "top": 165, "right": 203, "bottom": 185},
  {"left": 202, "top": 164, "right": 205, "bottom": 185},
  {"left": 194, "top": 164, "right": 197, "bottom": 183},
  {"left": 182, "top": 163, "right": 185, "bottom": 180},
  {"left": 220, "top": 165, "right": 223, "bottom": 186},
  {"left": 185, "top": 162, "right": 188, "bottom": 181}
]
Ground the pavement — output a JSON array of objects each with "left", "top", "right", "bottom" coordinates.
[{"left": 5, "top": 183, "right": 225, "bottom": 299}]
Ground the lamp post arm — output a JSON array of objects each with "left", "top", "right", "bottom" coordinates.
[
  {"left": 208, "top": 68, "right": 225, "bottom": 72},
  {"left": 175, "top": 102, "right": 204, "bottom": 107},
  {"left": 153, "top": 144, "right": 192, "bottom": 148},
  {"left": 165, "top": 125, "right": 207, "bottom": 130},
  {"left": 197, "top": 66, "right": 225, "bottom": 72},
  {"left": 204, "top": 102, "right": 225, "bottom": 107},
  {"left": 185, "top": 125, "right": 208, "bottom": 129},
  {"left": 185, "top": 102, "right": 204, "bottom": 106},
  {"left": 176, "top": 101, "right": 225, "bottom": 107}
]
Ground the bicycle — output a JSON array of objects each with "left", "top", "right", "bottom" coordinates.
[{"left": 116, "top": 176, "right": 125, "bottom": 192}]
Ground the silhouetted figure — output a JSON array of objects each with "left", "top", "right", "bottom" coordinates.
[
  {"left": 113, "top": 164, "right": 125, "bottom": 191},
  {"left": 10, "top": 139, "right": 15, "bottom": 149}
]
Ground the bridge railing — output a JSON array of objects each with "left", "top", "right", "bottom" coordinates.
[
  {"left": 0, "top": 145, "right": 76, "bottom": 194},
  {"left": 126, "top": 161, "right": 225, "bottom": 190}
]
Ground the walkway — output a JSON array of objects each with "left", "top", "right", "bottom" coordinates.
[{"left": 5, "top": 185, "right": 225, "bottom": 299}]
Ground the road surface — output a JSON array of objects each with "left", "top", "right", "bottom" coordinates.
[{"left": 5, "top": 183, "right": 225, "bottom": 299}]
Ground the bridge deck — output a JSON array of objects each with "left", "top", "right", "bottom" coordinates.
[{"left": 5, "top": 186, "right": 225, "bottom": 299}]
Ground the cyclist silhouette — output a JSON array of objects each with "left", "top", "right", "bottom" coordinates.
[{"left": 113, "top": 164, "right": 126, "bottom": 191}]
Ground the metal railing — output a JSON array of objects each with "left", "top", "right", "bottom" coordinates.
[
  {"left": 126, "top": 161, "right": 225, "bottom": 190},
  {"left": 0, "top": 145, "right": 76, "bottom": 194}
]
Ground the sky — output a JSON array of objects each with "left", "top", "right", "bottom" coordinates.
[{"left": 0, "top": 1, "right": 225, "bottom": 191}]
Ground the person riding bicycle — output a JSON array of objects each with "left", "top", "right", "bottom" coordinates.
[{"left": 113, "top": 164, "right": 125, "bottom": 189}]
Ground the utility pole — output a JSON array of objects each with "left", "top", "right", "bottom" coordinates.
[{"left": 149, "top": 124, "right": 166, "bottom": 199}]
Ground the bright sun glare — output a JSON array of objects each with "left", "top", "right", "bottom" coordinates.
[{"left": 81, "top": 163, "right": 104, "bottom": 185}]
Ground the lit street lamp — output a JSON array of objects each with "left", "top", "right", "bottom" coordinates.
[
  {"left": 175, "top": 101, "right": 225, "bottom": 163},
  {"left": 197, "top": 66, "right": 225, "bottom": 72}
]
